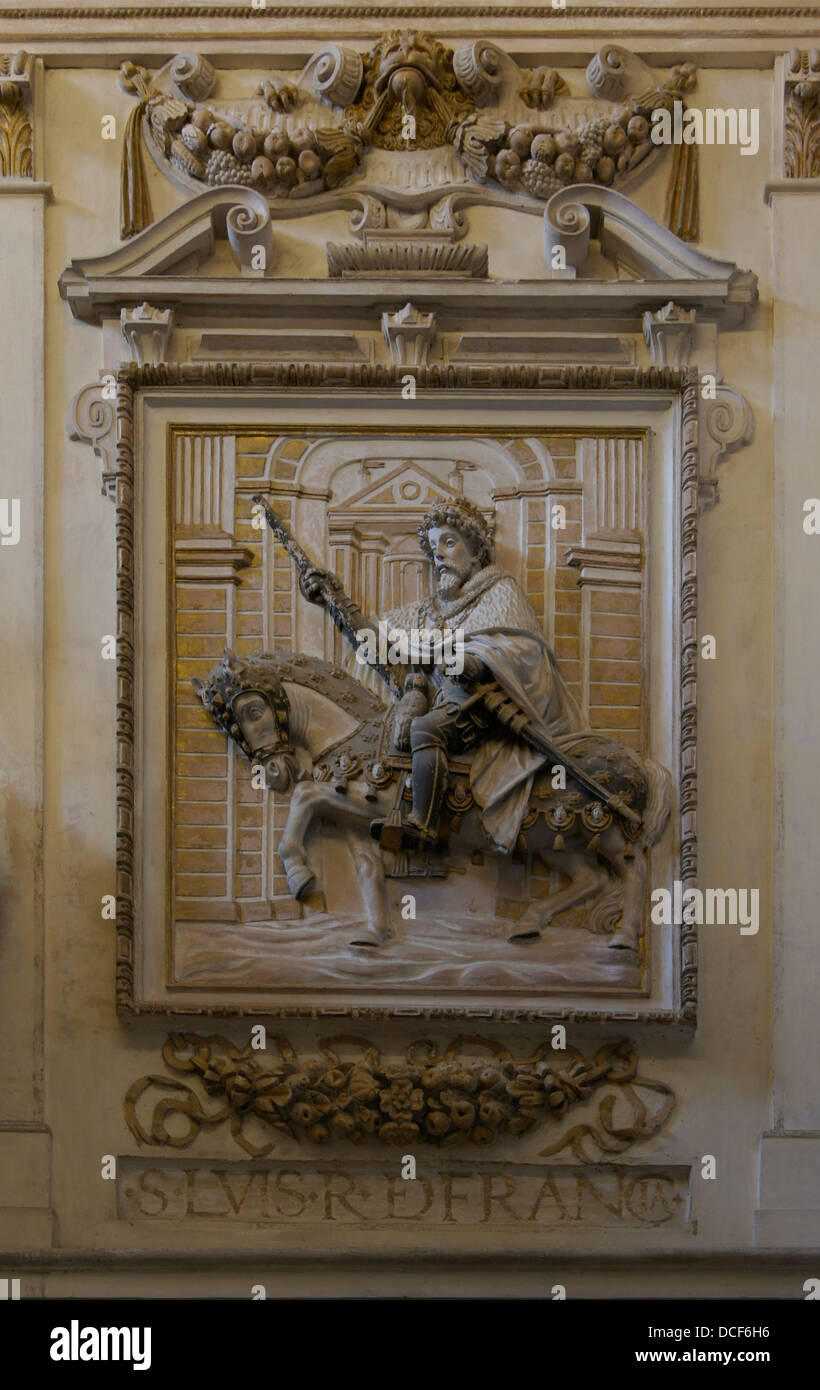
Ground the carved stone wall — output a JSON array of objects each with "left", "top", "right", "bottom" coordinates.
[{"left": 1, "top": 4, "right": 814, "bottom": 1304}]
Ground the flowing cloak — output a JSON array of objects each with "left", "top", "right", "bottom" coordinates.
[{"left": 349, "top": 564, "right": 587, "bottom": 852}]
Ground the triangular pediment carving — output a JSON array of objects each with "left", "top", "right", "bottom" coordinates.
[{"left": 332, "top": 461, "right": 462, "bottom": 514}]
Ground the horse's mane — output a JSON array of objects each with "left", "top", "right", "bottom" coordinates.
[{"left": 237, "top": 651, "right": 388, "bottom": 726}]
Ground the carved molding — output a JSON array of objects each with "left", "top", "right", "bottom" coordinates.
[
  {"left": 643, "top": 301, "right": 696, "bottom": 368},
  {"left": 543, "top": 185, "right": 747, "bottom": 290},
  {"left": 4, "top": 5, "right": 820, "bottom": 22},
  {"left": 0, "top": 50, "right": 32, "bottom": 177},
  {"left": 381, "top": 301, "right": 437, "bottom": 365},
  {"left": 125, "top": 1033, "right": 676, "bottom": 1158},
  {"left": 784, "top": 47, "right": 820, "bottom": 177},
  {"left": 66, "top": 382, "right": 118, "bottom": 500},
  {"left": 679, "top": 375, "right": 699, "bottom": 1019},
  {"left": 565, "top": 540, "right": 643, "bottom": 589},
  {"left": 111, "top": 180, "right": 275, "bottom": 279},
  {"left": 175, "top": 540, "right": 253, "bottom": 584},
  {"left": 121, "top": 302, "right": 174, "bottom": 365},
  {"left": 699, "top": 383, "right": 755, "bottom": 505},
  {"left": 58, "top": 185, "right": 757, "bottom": 331}
]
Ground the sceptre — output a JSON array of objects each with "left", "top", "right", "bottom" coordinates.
[{"left": 252, "top": 495, "right": 403, "bottom": 698}]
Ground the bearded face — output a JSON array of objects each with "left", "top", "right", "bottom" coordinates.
[{"left": 427, "top": 525, "right": 481, "bottom": 599}]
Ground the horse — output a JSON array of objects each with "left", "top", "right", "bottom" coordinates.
[{"left": 193, "top": 649, "right": 671, "bottom": 953}]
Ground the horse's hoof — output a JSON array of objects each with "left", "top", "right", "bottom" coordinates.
[
  {"left": 286, "top": 864, "right": 316, "bottom": 900},
  {"left": 608, "top": 931, "right": 637, "bottom": 951},
  {"left": 508, "top": 925, "right": 541, "bottom": 943},
  {"left": 348, "top": 930, "right": 385, "bottom": 949}
]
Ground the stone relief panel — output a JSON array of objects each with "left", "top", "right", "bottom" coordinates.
[{"left": 129, "top": 415, "right": 688, "bottom": 1021}]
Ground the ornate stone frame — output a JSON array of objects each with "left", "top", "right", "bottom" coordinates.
[{"left": 107, "top": 360, "right": 698, "bottom": 1027}]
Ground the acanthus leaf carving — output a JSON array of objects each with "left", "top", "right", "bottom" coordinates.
[
  {"left": 0, "top": 50, "right": 33, "bottom": 178},
  {"left": 783, "top": 47, "right": 820, "bottom": 178}
]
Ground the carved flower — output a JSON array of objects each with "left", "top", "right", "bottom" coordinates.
[
  {"left": 380, "top": 1077, "right": 425, "bottom": 1121},
  {"left": 667, "top": 61, "right": 697, "bottom": 96}
]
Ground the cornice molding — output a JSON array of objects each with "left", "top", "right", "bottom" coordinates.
[
  {"left": 57, "top": 183, "right": 758, "bottom": 328},
  {"left": 2, "top": 10, "right": 820, "bottom": 58},
  {"left": 2, "top": 5, "right": 820, "bottom": 20}
]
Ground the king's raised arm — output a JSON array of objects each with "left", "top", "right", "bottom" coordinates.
[{"left": 251, "top": 494, "right": 404, "bottom": 698}]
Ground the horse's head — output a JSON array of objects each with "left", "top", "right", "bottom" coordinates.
[{"left": 192, "top": 649, "right": 299, "bottom": 792}]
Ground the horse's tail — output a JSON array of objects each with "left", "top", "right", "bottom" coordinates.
[
  {"left": 639, "top": 755, "right": 672, "bottom": 848},
  {"left": 587, "top": 879, "right": 624, "bottom": 935}
]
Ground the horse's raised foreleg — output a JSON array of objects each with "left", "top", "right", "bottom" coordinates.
[
  {"left": 507, "top": 848, "right": 610, "bottom": 942},
  {"left": 278, "top": 781, "right": 393, "bottom": 944}
]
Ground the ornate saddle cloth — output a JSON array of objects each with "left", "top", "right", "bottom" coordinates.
[{"left": 285, "top": 658, "right": 646, "bottom": 835}]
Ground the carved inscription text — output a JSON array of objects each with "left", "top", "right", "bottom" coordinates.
[{"left": 118, "top": 1160, "right": 691, "bottom": 1229}]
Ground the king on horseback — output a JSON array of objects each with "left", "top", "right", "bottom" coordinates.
[
  {"left": 194, "top": 493, "right": 667, "bottom": 951},
  {"left": 366, "top": 497, "right": 590, "bottom": 855}
]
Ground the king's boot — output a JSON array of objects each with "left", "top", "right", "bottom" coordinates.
[{"left": 370, "top": 743, "right": 447, "bottom": 853}]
